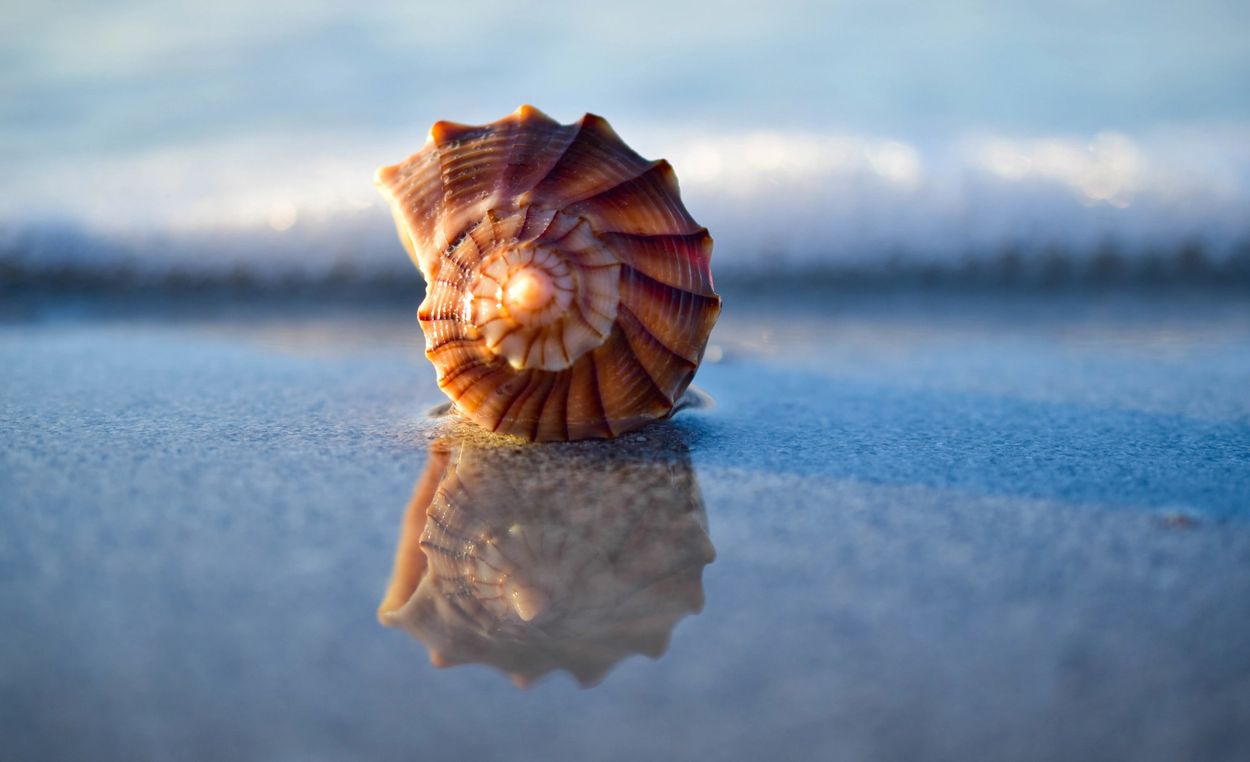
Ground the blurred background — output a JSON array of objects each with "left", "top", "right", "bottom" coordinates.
[{"left": 4, "top": 0, "right": 1249, "bottom": 287}]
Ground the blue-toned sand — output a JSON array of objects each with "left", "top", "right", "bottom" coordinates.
[{"left": 2, "top": 287, "right": 1249, "bottom": 761}]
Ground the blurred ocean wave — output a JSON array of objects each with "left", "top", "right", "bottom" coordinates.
[
  {"left": 4, "top": 0, "right": 1249, "bottom": 288},
  {"left": 3, "top": 124, "right": 1248, "bottom": 288}
]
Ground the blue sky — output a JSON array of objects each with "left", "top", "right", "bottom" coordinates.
[{"left": 4, "top": 0, "right": 1249, "bottom": 160}]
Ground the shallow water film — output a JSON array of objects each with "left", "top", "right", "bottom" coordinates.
[{"left": 3, "top": 286, "right": 1249, "bottom": 761}]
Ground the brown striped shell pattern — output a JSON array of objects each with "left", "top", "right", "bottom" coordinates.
[{"left": 374, "top": 105, "right": 721, "bottom": 441}]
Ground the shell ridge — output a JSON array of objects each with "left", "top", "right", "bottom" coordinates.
[
  {"left": 616, "top": 306, "right": 696, "bottom": 389},
  {"left": 616, "top": 299, "right": 703, "bottom": 368},
  {"left": 617, "top": 259, "right": 711, "bottom": 302},
  {"left": 428, "top": 120, "right": 478, "bottom": 146},
  {"left": 581, "top": 303, "right": 613, "bottom": 330},
  {"left": 621, "top": 259, "right": 718, "bottom": 305},
  {"left": 467, "top": 217, "right": 497, "bottom": 258},
  {"left": 515, "top": 118, "right": 587, "bottom": 199},
  {"left": 492, "top": 370, "right": 544, "bottom": 433},
  {"left": 555, "top": 330, "right": 572, "bottom": 365},
  {"left": 543, "top": 216, "right": 593, "bottom": 247},
  {"left": 598, "top": 231, "right": 716, "bottom": 296},
  {"left": 593, "top": 330, "right": 675, "bottom": 422},
  {"left": 586, "top": 351, "right": 614, "bottom": 438},
  {"left": 491, "top": 117, "right": 530, "bottom": 201},
  {"left": 529, "top": 116, "right": 653, "bottom": 208},
  {"left": 566, "top": 260, "right": 620, "bottom": 271},
  {"left": 430, "top": 138, "right": 462, "bottom": 252},
  {"left": 567, "top": 161, "right": 673, "bottom": 212},
  {"left": 535, "top": 373, "right": 563, "bottom": 442},
  {"left": 617, "top": 303, "right": 705, "bottom": 372},
  {"left": 567, "top": 352, "right": 612, "bottom": 439},
  {"left": 531, "top": 119, "right": 587, "bottom": 190},
  {"left": 441, "top": 247, "right": 473, "bottom": 277},
  {"left": 560, "top": 369, "right": 572, "bottom": 439},
  {"left": 562, "top": 163, "right": 699, "bottom": 237},
  {"left": 431, "top": 123, "right": 517, "bottom": 249},
  {"left": 487, "top": 373, "right": 530, "bottom": 433},
  {"left": 514, "top": 205, "right": 535, "bottom": 244},
  {"left": 518, "top": 207, "right": 559, "bottom": 243},
  {"left": 567, "top": 302, "right": 609, "bottom": 340},
  {"left": 483, "top": 208, "right": 501, "bottom": 246},
  {"left": 572, "top": 269, "right": 617, "bottom": 329},
  {"left": 622, "top": 264, "right": 722, "bottom": 311},
  {"left": 535, "top": 371, "right": 572, "bottom": 442},
  {"left": 573, "top": 113, "right": 650, "bottom": 169},
  {"left": 512, "top": 372, "right": 558, "bottom": 441},
  {"left": 473, "top": 373, "right": 530, "bottom": 432},
  {"left": 439, "top": 356, "right": 492, "bottom": 387},
  {"left": 532, "top": 156, "right": 655, "bottom": 212},
  {"left": 424, "top": 319, "right": 479, "bottom": 356},
  {"left": 427, "top": 335, "right": 476, "bottom": 354},
  {"left": 484, "top": 322, "right": 522, "bottom": 352},
  {"left": 550, "top": 159, "right": 668, "bottom": 211},
  {"left": 447, "top": 364, "right": 510, "bottom": 412},
  {"left": 444, "top": 219, "right": 481, "bottom": 256},
  {"left": 499, "top": 116, "right": 580, "bottom": 199},
  {"left": 519, "top": 322, "right": 544, "bottom": 364},
  {"left": 378, "top": 149, "right": 445, "bottom": 274},
  {"left": 606, "top": 327, "right": 673, "bottom": 411}
]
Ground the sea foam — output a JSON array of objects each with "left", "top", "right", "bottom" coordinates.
[{"left": 4, "top": 125, "right": 1248, "bottom": 286}]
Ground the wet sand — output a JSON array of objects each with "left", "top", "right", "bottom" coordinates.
[{"left": 3, "top": 286, "right": 1249, "bottom": 761}]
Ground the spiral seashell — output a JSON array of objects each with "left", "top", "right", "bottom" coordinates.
[
  {"left": 374, "top": 105, "right": 721, "bottom": 441},
  {"left": 377, "top": 433, "right": 716, "bottom": 688}
]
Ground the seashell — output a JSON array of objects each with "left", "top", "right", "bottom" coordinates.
[
  {"left": 377, "top": 433, "right": 716, "bottom": 688},
  {"left": 374, "top": 105, "right": 721, "bottom": 441}
]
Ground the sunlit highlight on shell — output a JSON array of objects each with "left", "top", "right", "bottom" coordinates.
[{"left": 374, "top": 105, "right": 721, "bottom": 440}]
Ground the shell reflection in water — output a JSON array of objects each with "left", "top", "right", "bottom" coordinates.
[
  {"left": 374, "top": 105, "right": 721, "bottom": 441},
  {"left": 377, "top": 433, "right": 715, "bottom": 688}
]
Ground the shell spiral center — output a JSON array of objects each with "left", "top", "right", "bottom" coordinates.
[
  {"left": 464, "top": 214, "right": 620, "bottom": 372},
  {"left": 505, "top": 267, "right": 555, "bottom": 314}
]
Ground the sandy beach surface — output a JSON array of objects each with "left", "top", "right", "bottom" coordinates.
[{"left": 3, "top": 285, "right": 1249, "bottom": 761}]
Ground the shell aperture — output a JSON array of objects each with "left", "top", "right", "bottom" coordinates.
[
  {"left": 377, "top": 431, "right": 716, "bottom": 688},
  {"left": 374, "top": 106, "right": 721, "bottom": 441}
]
